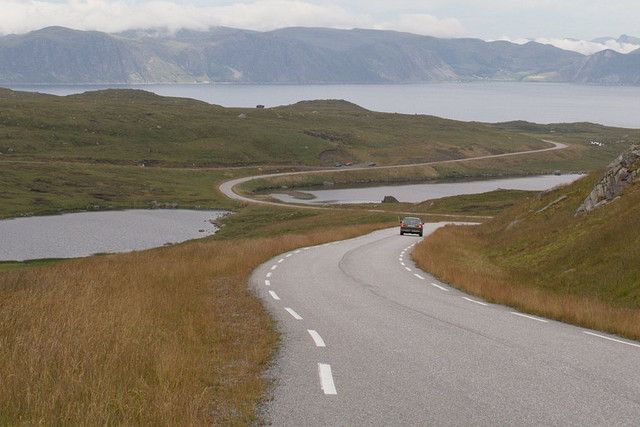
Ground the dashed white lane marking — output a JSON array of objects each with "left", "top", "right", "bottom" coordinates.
[
  {"left": 269, "top": 291, "right": 280, "bottom": 301},
  {"left": 285, "top": 307, "right": 303, "bottom": 320},
  {"left": 400, "top": 262, "right": 406, "bottom": 266},
  {"left": 510, "top": 312, "right": 548, "bottom": 323},
  {"left": 265, "top": 280, "right": 271, "bottom": 286},
  {"left": 414, "top": 273, "right": 425, "bottom": 280},
  {"left": 430, "top": 282, "right": 449, "bottom": 292},
  {"left": 270, "top": 265, "right": 278, "bottom": 271},
  {"left": 286, "top": 253, "right": 293, "bottom": 258},
  {"left": 404, "top": 267, "right": 412, "bottom": 272},
  {"left": 308, "top": 330, "right": 326, "bottom": 347},
  {"left": 266, "top": 272, "right": 272, "bottom": 278},
  {"left": 583, "top": 331, "right": 640, "bottom": 349},
  {"left": 278, "top": 258, "right": 285, "bottom": 263},
  {"left": 462, "top": 297, "right": 488, "bottom": 306},
  {"left": 318, "top": 363, "right": 337, "bottom": 395}
]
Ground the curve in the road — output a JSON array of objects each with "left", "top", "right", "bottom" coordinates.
[
  {"left": 219, "top": 140, "right": 567, "bottom": 211},
  {"left": 252, "top": 226, "right": 640, "bottom": 425}
]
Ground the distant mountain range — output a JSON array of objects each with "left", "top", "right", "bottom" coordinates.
[{"left": 0, "top": 26, "right": 639, "bottom": 85}]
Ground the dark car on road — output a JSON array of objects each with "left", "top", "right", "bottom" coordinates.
[{"left": 400, "top": 217, "right": 424, "bottom": 237}]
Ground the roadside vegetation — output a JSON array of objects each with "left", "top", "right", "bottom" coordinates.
[
  {"left": 0, "top": 206, "right": 395, "bottom": 424},
  {"left": 413, "top": 171, "right": 640, "bottom": 340}
]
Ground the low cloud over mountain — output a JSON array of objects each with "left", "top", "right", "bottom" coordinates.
[{"left": 495, "top": 35, "right": 640, "bottom": 55}]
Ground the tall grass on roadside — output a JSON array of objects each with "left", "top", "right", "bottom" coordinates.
[
  {"left": 412, "top": 173, "right": 640, "bottom": 341},
  {"left": 0, "top": 223, "right": 388, "bottom": 425},
  {"left": 413, "top": 226, "right": 640, "bottom": 340}
]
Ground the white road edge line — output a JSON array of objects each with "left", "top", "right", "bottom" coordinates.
[
  {"left": 307, "top": 330, "right": 326, "bottom": 347},
  {"left": 286, "top": 253, "right": 292, "bottom": 258},
  {"left": 265, "top": 280, "right": 271, "bottom": 286},
  {"left": 405, "top": 267, "right": 412, "bottom": 272},
  {"left": 318, "top": 363, "right": 337, "bottom": 395},
  {"left": 285, "top": 307, "right": 303, "bottom": 320},
  {"left": 430, "top": 282, "right": 449, "bottom": 292},
  {"left": 400, "top": 262, "right": 405, "bottom": 266},
  {"left": 510, "top": 312, "right": 548, "bottom": 323},
  {"left": 414, "top": 273, "right": 425, "bottom": 280},
  {"left": 278, "top": 258, "right": 285, "bottom": 263},
  {"left": 270, "top": 265, "right": 278, "bottom": 271},
  {"left": 269, "top": 291, "right": 280, "bottom": 301},
  {"left": 583, "top": 331, "right": 640, "bottom": 349},
  {"left": 462, "top": 296, "right": 488, "bottom": 306},
  {"left": 266, "top": 272, "right": 272, "bottom": 278},
  {"left": 294, "top": 250, "right": 301, "bottom": 254}
]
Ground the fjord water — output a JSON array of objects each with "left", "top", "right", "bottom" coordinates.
[
  {"left": 270, "top": 174, "right": 584, "bottom": 205},
  {"left": 0, "top": 209, "right": 226, "bottom": 261},
  {"left": 11, "top": 82, "right": 640, "bottom": 128}
]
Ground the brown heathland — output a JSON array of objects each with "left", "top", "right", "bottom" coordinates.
[
  {"left": 0, "top": 219, "right": 391, "bottom": 425},
  {"left": 412, "top": 172, "right": 640, "bottom": 341}
]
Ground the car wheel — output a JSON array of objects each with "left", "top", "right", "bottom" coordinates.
[
  {"left": 400, "top": 231, "right": 404, "bottom": 235},
  {"left": 419, "top": 232, "right": 423, "bottom": 237}
]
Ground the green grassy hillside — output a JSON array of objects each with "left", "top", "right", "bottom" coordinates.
[
  {"left": 414, "top": 160, "right": 640, "bottom": 339},
  {"left": 1, "top": 88, "right": 636, "bottom": 168}
]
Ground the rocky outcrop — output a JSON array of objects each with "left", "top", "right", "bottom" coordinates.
[
  {"left": 382, "top": 196, "right": 399, "bottom": 203},
  {"left": 576, "top": 145, "right": 640, "bottom": 215}
]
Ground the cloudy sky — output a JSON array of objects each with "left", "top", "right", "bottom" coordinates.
[{"left": 1, "top": 0, "right": 639, "bottom": 54}]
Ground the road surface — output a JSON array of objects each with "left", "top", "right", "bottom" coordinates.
[{"left": 251, "top": 226, "right": 640, "bottom": 425}]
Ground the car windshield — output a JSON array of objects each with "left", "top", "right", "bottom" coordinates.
[{"left": 403, "top": 217, "right": 421, "bottom": 225}]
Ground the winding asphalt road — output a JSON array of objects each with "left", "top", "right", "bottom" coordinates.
[
  {"left": 220, "top": 140, "right": 640, "bottom": 424},
  {"left": 252, "top": 226, "right": 640, "bottom": 425},
  {"left": 219, "top": 140, "right": 567, "bottom": 209}
]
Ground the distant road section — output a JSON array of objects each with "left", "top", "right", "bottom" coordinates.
[{"left": 219, "top": 140, "right": 567, "bottom": 208}]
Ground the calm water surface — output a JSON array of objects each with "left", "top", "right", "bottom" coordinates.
[
  {"left": 0, "top": 209, "right": 226, "bottom": 261},
  {"left": 271, "top": 174, "right": 584, "bottom": 205},
  {"left": 8, "top": 82, "right": 640, "bottom": 128}
]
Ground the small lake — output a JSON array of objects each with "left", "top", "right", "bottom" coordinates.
[
  {"left": 0, "top": 209, "right": 226, "bottom": 262},
  {"left": 8, "top": 82, "right": 640, "bottom": 128},
  {"left": 270, "top": 174, "right": 584, "bottom": 205}
]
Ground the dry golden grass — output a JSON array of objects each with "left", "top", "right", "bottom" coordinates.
[
  {"left": 0, "top": 222, "right": 389, "bottom": 425},
  {"left": 413, "top": 225, "right": 640, "bottom": 341}
]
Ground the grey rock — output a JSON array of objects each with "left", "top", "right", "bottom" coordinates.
[
  {"left": 576, "top": 145, "right": 640, "bottom": 215},
  {"left": 382, "top": 195, "right": 399, "bottom": 203}
]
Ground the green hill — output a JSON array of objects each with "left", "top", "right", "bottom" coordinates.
[
  {"left": 414, "top": 146, "right": 640, "bottom": 339},
  {"left": 0, "top": 87, "right": 551, "bottom": 167},
  {"left": 1, "top": 87, "right": 636, "bottom": 169}
]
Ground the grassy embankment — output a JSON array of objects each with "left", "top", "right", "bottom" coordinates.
[
  {"left": 413, "top": 170, "right": 640, "bottom": 340},
  {"left": 0, "top": 161, "right": 250, "bottom": 219},
  {"left": 0, "top": 205, "right": 395, "bottom": 425},
  {"left": 348, "top": 189, "right": 536, "bottom": 217},
  {"left": 238, "top": 134, "right": 635, "bottom": 197}
]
